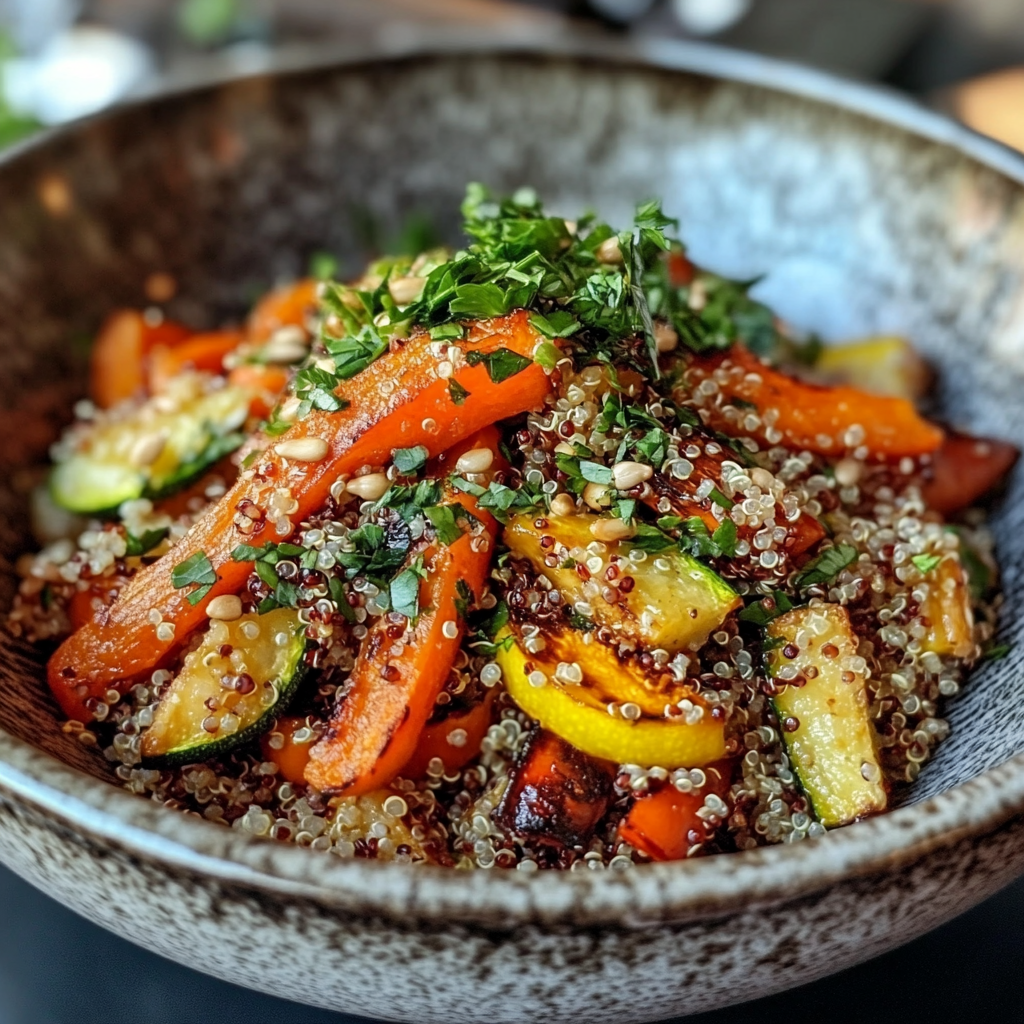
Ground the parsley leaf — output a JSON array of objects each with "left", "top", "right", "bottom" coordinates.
[
  {"left": 124, "top": 527, "right": 168, "bottom": 558},
  {"left": 424, "top": 504, "right": 471, "bottom": 545},
  {"left": 448, "top": 379, "right": 471, "bottom": 405},
  {"left": 793, "top": 544, "right": 858, "bottom": 589},
  {"left": 738, "top": 591, "right": 794, "bottom": 627},
  {"left": 393, "top": 445, "right": 429, "bottom": 475},
  {"left": 449, "top": 282, "right": 510, "bottom": 318},
  {"left": 464, "top": 347, "right": 533, "bottom": 384},
  {"left": 580, "top": 461, "right": 613, "bottom": 485},
  {"left": 171, "top": 551, "right": 218, "bottom": 605},
  {"left": 528, "top": 310, "right": 581, "bottom": 339},
  {"left": 911, "top": 553, "right": 942, "bottom": 574},
  {"left": 390, "top": 568, "right": 422, "bottom": 620},
  {"left": 711, "top": 519, "right": 738, "bottom": 558}
]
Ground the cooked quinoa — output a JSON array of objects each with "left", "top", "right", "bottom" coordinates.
[{"left": 7, "top": 186, "right": 1012, "bottom": 869}]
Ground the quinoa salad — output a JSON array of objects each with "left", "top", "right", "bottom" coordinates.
[{"left": 8, "top": 186, "right": 1018, "bottom": 870}]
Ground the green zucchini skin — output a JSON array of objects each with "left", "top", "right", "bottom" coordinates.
[
  {"left": 765, "top": 604, "right": 887, "bottom": 828},
  {"left": 141, "top": 608, "right": 308, "bottom": 767}
]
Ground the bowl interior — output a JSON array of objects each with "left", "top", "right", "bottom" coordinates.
[{"left": 1, "top": 51, "right": 1023, "bottom": 801}]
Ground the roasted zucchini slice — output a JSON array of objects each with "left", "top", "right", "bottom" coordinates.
[
  {"left": 141, "top": 607, "right": 307, "bottom": 765},
  {"left": 919, "top": 555, "right": 975, "bottom": 659},
  {"left": 51, "top": 376, "right": 249, "bottom": 514},
  {"left": 503, "top": 512, "right": 740, "bottom": 653},
  {"left": 495, "top": 626, "right": 726, "bottom": 768},
  {"left": 766, "top": 604, "right": 886, "bottom": 828}
]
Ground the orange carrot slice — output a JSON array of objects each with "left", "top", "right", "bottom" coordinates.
[
  {"left": 303, "top": 431, "right": 504, "bottom": 795},
  {"left": 246, "top": 279, "right": 319, "bottom": 342},
  {"left": 49, "top": 311, "right": 553, "bottom": 720},
  {"left": 227, "top": 363, "right": 291, "bottom": 418},
  {"left": 90, "top": 311, "right": 190, "bottom": 408},
  {"left": 261, "top": 715, "right": 316, "bottom": 786},
  {"left": 618, "top": 759, "right": 733, "bottom": 861},
  {"left": 148, "top": 330, "right": 244, "bottom": 393},
  {"left": 684, "top": 344, "right": 943, "bottom": 458}
]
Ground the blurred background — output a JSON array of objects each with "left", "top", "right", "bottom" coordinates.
[{"left": 0, "top": 1, "right": 1022, "bottom": 1023}]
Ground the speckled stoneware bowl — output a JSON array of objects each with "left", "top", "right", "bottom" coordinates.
[{"left": 1, "top": 35, "right": 1023, "bottom": 1024}]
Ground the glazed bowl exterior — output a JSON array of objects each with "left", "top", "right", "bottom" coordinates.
[{"left": 0, "top": 36, "right": 1023, "bottom": 1023}]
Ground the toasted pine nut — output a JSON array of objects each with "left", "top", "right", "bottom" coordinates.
[
  {"left": 612, "top": 461, "right": 654, "bottom": 490},
  {"left": 583, "top": 482, "right": 611, "bottom": 510},
  {"left": 130, "top": 431, "right": 167, "bottom": 468},
  {"left": 345, "top": 473, "right": 390, "bottom": 501},
  {"left": 549, "top": 493, "right": 576, "bottom": 516},
  {"left": 389, "top": 276, "right": 427, "bottom": 305},
  {"left": 590, "top": 518, "right": 635, "bottom": 542},
  {"left": 596, "top": 237, "right": 623, "bottom": 264},
  {"left": 206, "top": 595, "right": 243, "bottom": 621},
  {"left": 455, "top": 447, "right": 494, "bottom": 474},
  {"left": 277, "top": 396, "right": 302, "bottom": 422},
  {"left": 274, "top": 437, "right": 329, "bottom": 462},
  {"left": 654, "top": 321, "right": 678, "bottom": 353}
]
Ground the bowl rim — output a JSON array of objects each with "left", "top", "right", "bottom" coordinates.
[{"left": 2, "top": 31, "right": 1024, "bottom": 929}]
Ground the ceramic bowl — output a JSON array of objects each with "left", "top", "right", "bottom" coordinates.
[{"left": 1, "top": 36, "right": 1023, "bottom": 1024}]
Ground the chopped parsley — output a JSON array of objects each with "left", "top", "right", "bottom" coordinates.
[
  {"left": 738, "top": 591, "right": 795, "bottom": 627},
  {"left": 124, "top": 527, "right": 169, "bottom": 558},
  {"left": 393, "top": 445, "right": 429, "bottom": 475},
  {"left": 447, "top": 379, "right": 471, "bottom": 405},
  {"left": 171, "top": 551, "right": 218, "bottom": 605},
  {"left": 793, "top": 544, "right": 858, "bottom": 589},
  {"left": 464, "top": 347, "right": 533, "bottom": 384},
  {"left": 911, "top": 553, "right": 942, "bottom": 575}
]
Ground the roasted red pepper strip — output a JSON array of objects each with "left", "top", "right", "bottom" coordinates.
[
  {"left": 921, "top": 430, "right": 1018, "bottom": 515},
  {"left": 48, "top": 311, "right": 554, "bottom": 721}
]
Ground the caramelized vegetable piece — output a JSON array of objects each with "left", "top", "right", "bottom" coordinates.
[
  {"left": 684, "top": 343, "right": 943, "bottom": 458},
  {"left": 261, "top": 715, "right": 316, "bottom": 786},
  {"left": 921, "top": 431, "right": 1019, "bottom": 515},
  {"left": 618, "top": 760, "right": 733, "bottom": 861},
  {"left": 815, "top": 336, "right": 931, "bottom": 400},
  {"left": 148, "top": 330, "right": 244, "bottom": 394},
  {"left": 303, "top": 433, "right": 504, "bottom": 795},
  {"left": 227, "top": 363, "right": 291, "bottom": 418},
  {"left": 504, "top": 512, "right": 740, "bottom": 654},
  {"left": 495, "top": 626, "right": 727, "bottom": 768},
  {"left": 767, "top": 605, "right": 887, "bottom": 827},
  {"left": 920, "top": 555, "right": 975, "bottom": 658},
  {"left": 90, "top": 311, "right": 190, "bottom": 408},
  {"left": 48, "top": 312, "right": 554, "bottom": 720},
  {"left": 496, "top": 728, "right": 617, "bottom": 848},
  {"left": 401, "top": 689, "right": 497, "bottom": 780},
  {"left": 246, "top": 278, "right": 319, "bottom": 341}
]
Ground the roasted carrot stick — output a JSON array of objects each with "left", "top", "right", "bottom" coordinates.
[
  {"left": 90, "top": 311, "right": 190, "bottom": 408},
  {"left": 148, "top": 330, "right": 244, "bottom": 393},
  {"left": 684, "top": 344, "right": 944, "bottom": 458},
  {"left": 303, "top": 431, "right": 504, "bottom": 795},
  {"left": 246, "top": 278, "right": 319, "bottom": 341},
  {"left": 400, "top": 689, "right": 497, "bottom": 780},
  {"left": 49, "top": 311, "right": 553, "bottom": 721},
  {"left": 921, "top": 431, "right": 1018, "bottom": 514},
  {"left": 227, "top": 363, "right": 291, "bottom": 418},
  {"left": 618, "top": 759, "right": 733, "bottom": 861}
]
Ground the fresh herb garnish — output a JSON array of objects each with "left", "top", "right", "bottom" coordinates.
[
  {"left": 171, "top": 551, "right": 218, "bottom": 605},
  {"left": 738, "top": 591, "right": 795, "bottom": 627},
  {"left": 390, "top": 568, "right": 422, "bottom": 620},
  {"left": 393, "top": 445, "right": 429, "bottom": 475},
  {"left": 125, "top": 527, "right": 169, "bottom": 558},
  {"left": 911, "top": 553, "right": 942, "bottom": 575},
  {"left": 464, "top": 347, "right": 533, "bottom": 384},
  {"left": 793, "top": 544, "right": 858, "bottom": 589},
  {"left": 448, "top": 379, "right": 471, "bottom": 405}
]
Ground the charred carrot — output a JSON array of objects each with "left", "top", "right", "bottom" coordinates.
[
  {"left": 922, "top": 431, "right": 1018, "bottom": 515},
  {"left": 246, "top": 279, "right": 319, "bottom": 341},
  {"left": 303, "top": 431, "right": 504, "bottom": 795},
  {"left": 683, "top": 344, "right": 944, "bottom": 458},
  {"left": 618, "top": 760, "right": 733, "bottom": 861},
  {"left": 401, "top": 689, "right": 497, "bottom": 780},
  {"left": 90, "top": 311, "right": 190, "bottom": 408},
  {"left": 496, "top": 728, "right": 617, "bottom": 848},
  {"left": 48, "top": 312, "right": 554, "bottom": 720},
  {"left": 148, "top": 330, "right": 244, "bottom": 393}
]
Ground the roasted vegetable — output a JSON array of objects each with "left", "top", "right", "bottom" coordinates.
[
  {"left": 303, "top": 433, "right": 503, "bottom": 795},
  {"left": 50, "top": 377, "right": 250, "bottom": 514},
  {"left": 140, "top": 607, "right": 306, "bottom": 765},
  {"left": 618, "top": 760, "right": 733, "bottom": 861},
  {"left": 495, "top": 626, "right": 726, "bottom": 768},
  {"left": 921, "top": 431, "right": 1019, "bottom": 515},
  {"left": 503, "top": 511, "right": 740, "bottom": 654},
  {"left": 246, "top": 278, "right": 319, "bottom": 341},
  {"left": 401, "top": 689, "right": 497, "bottom": 780},
  {"left": 766, "top": 604, "right": 886, "bottom": 827},
  {"left": 48, "top": 311, "right": 555, "bottom": 720},
  {"left": 261, "top": 715, "right": 316, "bottom": 785},
  {"left": 90, "top": 310, "right": 190, "bottom": 408},
  {"left": 147, "top": 330, "right": 243, "bottom": 394},
  {"left": 920, "top": 555, "right": 975, "bottom": 659},
  {"left": 496, "top": 728, "right": 616, "bottom": 848},
  {"left": 683, "top": 343, "right": 944, "bottom": 458},
  {"left": 815, "top": 336, "right": 931, "bottom": 400}
]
